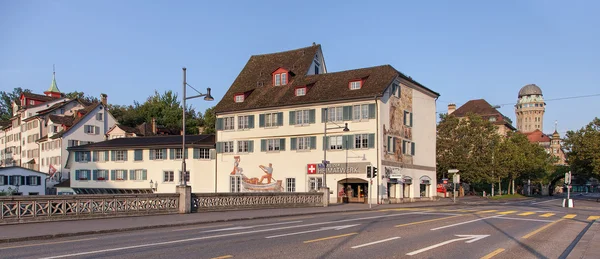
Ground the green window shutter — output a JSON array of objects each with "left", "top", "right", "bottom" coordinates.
[
  {"left": 403, "top": 111, "right": 407, "bottom": 125},
  {"left": 123, "top": 151, "right": 128, "bottom": 161},
  {"left": 323, "top": 136, "right": 330, "bottom": 150},
  {"left": 309, "top": 109, "right": 316, "bottom": 124},
  {"left": 162, "top": 149, "right": 167, "bottom": 159},
  {"left": 402, "top": 140, "right": 407, "bottom": 154},
  {"left": 347, "top": 135, "right": 354, "bottom": 149},
  {"left": 134, "top": 150, "right": 142, "bottom": 161},
  {"left": 310, "top": 136, "right": 317, "bottom": 149},
  {"left": 111, "top": 151, "right": 115, "bottom": 161},
  {"left": 184, "top": 148, "right": 188, "bottom": 159},
  {"left": 368, "top": 134, "right": 375, "bottom": 148},
  {"left": 280, "top": 138, "right": 286, "bottom": 151},
  {"left": 343, "top": 106, "right": 352, "bottom": 121},
  {"left": 290, "top": 138, "right": 297, "bottom": 150},
  {"left": 393, "top": 137, "right": 397, "bottom": 153},
  {"left": 129, "top": 170, "right": 135, "bottom": 180},
  {"left": 142, "top": 170, "right": 147, "bottom": 180},
  {"left": 248, "top": 115, "right": 255, "bottom": 128},
  {"left": 216, "top": 142, "right": 222, "bottom": 153},
  {"left": 209, "top": 149, "right": 216, "bottom": 159},
  {"left": 261, "top": 139, "right": 266, "bottom": 152},
  {"left": 170, "top": 148, "right": 175, "bottom": 159},
  {"left": 92, "top": 151, "right": 98, "bottom": 162},
  {"left": 75, "top": 151, "right": 80, "bottom": 162},
  {"left": 321, "top": 108, "right": 327, "bottom": 123},
  {"left": 92, "top": 170, "right": 98, "bottom": 180},
  {"left": 216, "top": 118, "right": 223, "bottom": 131},
  {"left": 149, "top": 149, "right": 155, "bottom": 160},
  {"left": 289, "top": 111, "right": 296, "bottom": 125},
  {"left": 248, "top": 140, "right": 254, "bottom": 153},
  {"left": 193, "top": 148, "right": 199, "bottom": 159},
  {"left": 111, "top": 170, "right": 116, "bottom": 180},
  {"left": 342, "top": 135, "right": 348, "bottom": 149},
  {"left": 104, "top": 151, "right": 109, "bottom": 160},
  {"left": 122, "top": 170, "right": 128, "bottom": 180},
  {"left": 368, "top": 104, "right": 376, "bottom": 119},
  {"left": 277, "top": 112, "right": 284, "bottom": 126},
  {"left": 259, "top": 114, "right": 265, "bottom": 127},
  {"left": 410, "top": 112, "right": 413, "bottom": 127},
  {"left": 75, "top": 170, "right": 80, "bottom": 180},
  {"left": 411, "top": 142, "right": 416, "bottom": 156}
]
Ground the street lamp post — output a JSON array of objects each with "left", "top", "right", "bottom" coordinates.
[
  {"left": 181, "top": 67, "right": 214, "bottom": 186},
  {"left": 322, "top": 108, "right": 349, "bottom": 205}
]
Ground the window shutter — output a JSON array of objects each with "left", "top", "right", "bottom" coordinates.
[
  {"left": 368, "top": 134, "right": 375, "bottom": 148},
  {"left": 130, "top": 170, "right": 135, "bottom": 180},
  {"left": 122, "top": 170, "right": 128, "bottom": 180},
  {"left": 111, "top": 170, "right": 116, "bottom": 180},
  {"left": 184, "top": 148, "right": 188, "bottom": 159},
  {"left": 248, "top": 115, "right": 255, "bottom": 128},
  {"left": 92, "top": 170, "right": 98, "bottom": 180},
  {"left": 26, "top": 176, "right": 31, "bottom": 185},
  {"left": 403, "top": 111, "right": 407, "bottom": 125},
  {"left": 277, "top": 112, "right": 283, "bottom": 126},
  {"left": 36, "top": 176, "right": 41, "bottom": 186},
  {"left": 411, "top": 142, "right": 415, "bottom": 156},
  {"left": 368, "top": 104, "right": 376, "bottom": 119},
  {"left": 216, "top": 118, "right": 223, "bottom": 131},
  {"left": 321, "top": 108, "right": 327, "bottom": 123},
  {"left": 410, "top": 112, "right": 413, "bottom": 127},
  {"left": 348, "top": 135, "right": 355, "bottom": 149},
  {"left": 170, "top": 149, "right": 175, "bottom": 159},
  {"left": 104, "top": 151, "right": 109, "bottom": 161},
  {"left": 290, "top": 138, "right": 297, "bottom": 150},
  {"left": 74, "top": 151, "right": 80, "bottom": 162},
  {"left": 193, "top": 148, "right": 199, "bottom": 159},
  {"left": 162, "top": 149, "right": 167, "bottom": 159},
  {"left": 95, "top": 126, "right": 100, "bottom": 135},
  {"left": 142, "top": 170, "right": 147, "bottom": 180},
  {"left": 323, "top": 136, "right": 329, "bottom": 150},
  {"left": 261, "top": 139, "right": 266, "bottom": 152},
  {"left": 289, "top": 111, "right": 296, "bottom": 125},
  {"left": 111, "top": 151, "right": 115, "bottom": 161},
  {"left": 92, "top": 151, "right": 98, "bottom": 162},
  {"left": 342, "top": 135, "right": 348, "bottom": 150},
  {"left": 343, "top": 106, "right": 352, "bottom": 121},
  {"left": 279, "top": 138, "right": 286, "bottom": 151},
  {"left": 123, "top": 151, "right": 128, "bottom": 161},
  {"left": 310, "top": 136, "right": 317, "bottom": 149},
  {"left": 259, "top": 114, "right": 265, "bottom": 127},
  {"left": 2, "top": 175, "right": 7, "bottom": 185},
  {"left": 393, "top": 137, "right": 397, "bottom": 153},
  {"left": 209, "top": 149, "right": 216, "bottom": 159},
  {"left": 75, "top": 170, "right": 80, "bottom": 180},
  {"left": 149, "top": 149, "right": 155, "bottom": 160},
  {"left": 309, "top": 109, "right": 316, "bottom": 124},
  {"left": 402, "top": 140, "right": 407, "bottom": 155},
  {"left": 216, "top": 142, "right": 222, "bottom": 153},
  {"left": 248, "top": 140, "right": 254, "bottom": 153}
]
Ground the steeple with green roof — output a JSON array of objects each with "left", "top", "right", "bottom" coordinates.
[{"left": 44, "top": 66, "right": 62, "bottom": 98}]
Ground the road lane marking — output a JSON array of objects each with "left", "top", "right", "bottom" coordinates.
[
  {"left": 531, "top": 199, "right": 556, "bottom": 204},
  {"left": 379, "top": 208, "right": 434, "bottom": 212},
  {"left": 171, "top": 224, "right": 233, "bottom": 232},
  {"left": 277, "top": 215, "right": 315, "bottom": 221},
  {"left": 522, "top": 219, "right": 563, "bottom": 239},
  {"left": 563, "top": 214, "right": 577, "bottom": 219},
  {"left": 492, "top": 217, "right": 553, "bottom": 223},
  {"left": 480, "top": 248, "right": 505, "bottom": 259},
  {"left": 265, "top": 224, "right": 359, "bottom": 238},
  {"left": 0, "top": 238, "right": 98, "bottom": 250},
  {"left": 476, "top": 210, "right": 498, "bottom": 214},
  {"left": 396, "top": 215, "right": 463, "bottom": 227},
  {"left": 406, "top": 235, "right": 489, "bottom": 255},
  {"left": 39, "top": 212, "right": 421, "bottom": 259},
  {"left": 588, "top": 216, "right": 600, "bottom": 221},
  {"left": 539, "top": 213, "right": 555, "bottom": 218},
  {"left": 351, "top": 237, "right": 400, "bottom": 249},
  {"left": 497, "top": 211, "right": 517, "bottom": 215},
  {"left": 518, "top": 212, "right": 536, "bottom": 216},
  {"left": 211, "top": 256, "right": 233, "bottom": 259},
  {"left": 202, "top": 221, "right": 303, "bottom": 232},
  {"left": 431, "top": 215, "right": 503, "bottom": 231},
  {"left": 303, "top": 233, "right": 358, "bottom": 243}
]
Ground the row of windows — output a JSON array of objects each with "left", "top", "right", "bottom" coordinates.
[
  {"left": 41, "top": 156, "right": 61, "bottom": 166},
  {"left": 68, "top": 140, "right": 94, "bottom": 147},
  {"left": 518, "top": 103, "right": 544, "bottom": 109},
  {"left": 74, "top": 169, "right": 190, "bottom": 183},
  {"left": 216, "top": 134, "right": 376, "bottom": 154},
  {"left": 21, "top": 120, "right": 39, "bottom": 132},
  {"left": 229, "top": 175, "right": 322, "bottom": 193},
  {"left": 41, "top": 140, "right": 61, "bottom": 151},
  {"left": 386, "top": 136, "right": 416, "bottom": 156},
  {"left": 26, "top": 133, "right": 40, "bottom": 144},
  {"left": 74, "top": 148, "right": 214, "bottom": 163},
  {"left": 84, "top": 125, "right": 101, "bottom": 135},
  {"left": 0, "top": 175, "right": 42, "bottom": 186},
  {"left": 23, "top": 148, "right": 40, "bottom": 158}
]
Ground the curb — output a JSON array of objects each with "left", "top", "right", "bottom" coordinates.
[{"left": 0, "top": 202, "right": 458, "bottom": 243}]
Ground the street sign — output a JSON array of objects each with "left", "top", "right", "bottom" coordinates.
[
  {"left": 442, "top": 178, "right": 448, "bottom": 184},
  {"left": 453, "top": 174, "right": 460, "bottom": 184},
  {"left": 565, "top": 172, "right": 571, "bottom": 184},
  {"left": 390, "top": 173, "right": 403, "bottom": 179},
  {"left": 448, "top": 169, "right": 459, "bottom": 174}
]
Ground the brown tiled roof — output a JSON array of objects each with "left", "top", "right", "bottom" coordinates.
[
  {"left": 53, "top": 179, "right": 71, "bottom": 188},
  {"left": 214, "top": 45, "right": 438, "bottom": 114},
  {"left": 36, "top": 135, "right": 49, "bottom": 143},
  {"left": 22, "top": 92, "right": 57, "bottom": 102},
  {"left": 523, "top": 129, "right": 551, "bottom": 143},
  {"left": 113, "top": 124, "right": 142, "bottom": 135},
  {"left": 36, "top": 99, "right": 83, "bottom": 115},
  {"left": 452, "top": 99, "right": 516, "bottom": 130},
  {"left": 50, "top": 103, "right": 102, "bottom": 139},
  {"left": 48, "top": 114, "right": 75, "bottom": 126},
  {"left": 68, "top": 134, "right": 215, "bottom": 150},
  {"left": 0, "top": 121, "right": 10, "bottom": 128}
]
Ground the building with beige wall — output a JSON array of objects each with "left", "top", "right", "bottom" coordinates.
[
  {"left": 515, "top": 84, "right": 545, "bottom": 133},
  {"left": 213, "top": 44, "right": 440, "bottom": 204}
]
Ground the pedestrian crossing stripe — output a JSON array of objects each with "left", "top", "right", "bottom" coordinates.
[
  {"left": 588, "top": 216, "right": 600, "bottom": 221},
  {"left": 518, "top": 212, "right": 536, "bottom": 216},
  {"left": 497, "top": 211, "right": 517, "bottom": 215},
  {"left": 563, "top": 214, "right": 577, "bottom": 219},
  {"left": 540, "top": 213, "right": 555, "bottom": 218},
  {"left": 476, "top": 210, "right": 498, "bottom": 214}
]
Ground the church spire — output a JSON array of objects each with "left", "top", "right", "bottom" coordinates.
[{"left": 44, "top": 65, "right": 62, "bottom": 98}]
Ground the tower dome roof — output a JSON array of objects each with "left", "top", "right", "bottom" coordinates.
[{"left": 518, "top": 84, "right": 542, "bottom": 98}]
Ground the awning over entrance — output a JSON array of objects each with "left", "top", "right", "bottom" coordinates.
[
  {"left": 403, "top": 176, "right": 413, "bottom": 184},
  {"left": 420, "top": 176, "right": 432, "bottom": 185}
]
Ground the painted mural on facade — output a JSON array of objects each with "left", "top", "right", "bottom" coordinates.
[
  {"left": 383, "top": 84, "right": 413, "bottom": 164},
  {"left": 230, "top": 156, "right": 284, "bottom": 192}
]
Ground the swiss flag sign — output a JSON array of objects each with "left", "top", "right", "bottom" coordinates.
[{"left": 307, "top": 164, "right": 317, "bottom": 174}]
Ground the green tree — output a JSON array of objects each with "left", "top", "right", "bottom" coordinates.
[
  {"left": 0, "top": 87, "right": 31, "bottom": 120},
  {"left": 63, "top": 91, "right": 100, "bottom": 104},
  {"left": 198, "top": 106, "right": 216, "bottom": 134},
  {"left": 563, "top": 117, "right": 600, "bottom": 179}
]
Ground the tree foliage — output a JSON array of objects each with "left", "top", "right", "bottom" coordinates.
[
  {"left": 63, "top": 91, "right": 100, "bottom": 104},
  {"left": 496, "top": 132, "right": 555, "bottom": 187},
  {"left": 0, "top": 87, "right": 31, "bottom": 120},
  {"left": 563, "top": 117, "right": 600, "bottom": 179}
]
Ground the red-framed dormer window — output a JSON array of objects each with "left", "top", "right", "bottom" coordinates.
[
  {"left": 272, "top": 68, "right": 289, "bottom": 86},
  {"left": 295, "top": 87, "right": 307, "bottom": 96},
  {"left": 349, "top": 80, "right": 362, "bottom": 90},
  {"left": 234, "top": 94, "right": 245, "bottom": 103}
]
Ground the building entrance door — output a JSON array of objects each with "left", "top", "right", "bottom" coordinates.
[{"left": 338, "top": 178, "right": 368, "bottom": 203}]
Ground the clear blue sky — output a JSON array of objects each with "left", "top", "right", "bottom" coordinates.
[{"left": 2, "top": 0, "right": 599, "bottom": 134}]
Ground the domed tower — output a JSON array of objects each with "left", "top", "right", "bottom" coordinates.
[{"left": 515, "top": 84, "right": 545, "bottom": 133}]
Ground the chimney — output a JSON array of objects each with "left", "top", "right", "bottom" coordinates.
[
  {"left": 151, "top": 118, "right": 157, "bottom": 134},
  {"left": 448, "top": 103, "right": 456, "bottom": 114},
  {"left": 100, "top": 93, "right": 108, "bottom": 106}
]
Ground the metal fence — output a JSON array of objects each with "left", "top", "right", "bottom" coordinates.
[
  {"left": 192, "top": 192, "right": 324, "bottom": 212},
  {"left": 0, "top": 194, "right": 179, "bottom": 224}
]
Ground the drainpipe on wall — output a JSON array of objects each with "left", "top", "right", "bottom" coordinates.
[{"left": 375, "top": 96, "right": 380, "bottom": 205}]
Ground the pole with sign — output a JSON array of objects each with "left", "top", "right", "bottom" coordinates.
[
  {"left": 563, "top": 171, "right": 573, "bottom": 208},
  {"left": 448, "top": 169, "right": 459, "bottom": 203}
]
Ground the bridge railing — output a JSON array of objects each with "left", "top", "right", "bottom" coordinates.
[{"left": 191, "top": 192, "right": 324, "bottom": 212}]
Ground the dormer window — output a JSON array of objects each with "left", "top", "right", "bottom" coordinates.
[
  {"left": 489, "top": 117, "right": 497, "bottom": 122},
  {"left": 295, "top": 87, "right": 307, "bottom": 96},
  {"left": 234, "top": 94, "right": 245, "bottom": 103},
  {"left": 349, "top": 80, "right": 362, "bottom": 90},
  {"left": 274, "top": 73, "right": 287, "bottom": 86}
]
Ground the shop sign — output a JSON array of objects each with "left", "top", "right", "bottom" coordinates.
[{"left": 310, "top": 162, "right": 370, "bottom": 174}]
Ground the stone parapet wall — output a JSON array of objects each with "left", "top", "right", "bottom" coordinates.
[{"left": 192, "top": 192, "right": 324, "bottom": 212}]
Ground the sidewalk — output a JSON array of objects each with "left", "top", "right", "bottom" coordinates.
[
  {"left": 567, "top": 221, "right": 600, "bottom": 259},
  {"left": 0, "top": 199, "right": 460, "bottom": 243}
]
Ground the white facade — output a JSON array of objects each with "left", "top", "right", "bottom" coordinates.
[{"left": 0, "top": 166, "right": 47, "bottom": 195}]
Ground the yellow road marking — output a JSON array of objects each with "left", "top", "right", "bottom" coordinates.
[
  {"left": 396, "top": 215, "right": 463, "bottom": 227},
  {"left": 171, "top": 224, "right": 233, "bottom": 232},
  {"left": 303, "top": 232, "right": 358, "bottom": 243},
  {"left": 539, "top": 213, "right": 555, "bottom": 218},
  {"left": 497, "top": 211, "right": 517, "bottom": 215},
  {"left": 518, "top": 212, "right": 536, "bottom": 216},
  {"left": 563, "top": 214, "right": 577, "bottom": 219},
  {"left": 277, "top": 215, "right": 315, "bottom": 221},
  {"left": 480, "top": 248, "right": 505, "bottom": 259},
  {"left": 476, "top": 210, "right": 498, "bottom": 214},
  {"left": 522, "top": 219, "right": 563, "bottom": 239},
  {"left": 0, "top": 237, "right": 98, "bottom": 250},
  {"left": 588, "top": 216, "right": 600, "bottom": 221},
  {"left": 211, "top": 255, "right": 233, "bottom": 259}
]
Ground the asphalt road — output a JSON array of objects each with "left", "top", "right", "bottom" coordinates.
[{"left": 1, "top": 198, "right": 599, "bottom": 259}]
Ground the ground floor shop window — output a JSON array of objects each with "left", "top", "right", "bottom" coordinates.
[
  {"left": 420, "top": 176, "right": 432, "bottom": 197},
  {"left": 309, "top": 177, "right": 322, "bottom": 191}
]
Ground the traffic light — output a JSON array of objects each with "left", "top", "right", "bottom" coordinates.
[
  {"left": 366, "top": 165, "right": 372, "bottom": 178},
  {"left": 373, "top": 167, "right": 378, "bottom": 178}
]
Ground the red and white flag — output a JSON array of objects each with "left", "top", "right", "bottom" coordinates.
[{"left": 49, "top": 164, "right": 57, "bottom": 178}]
